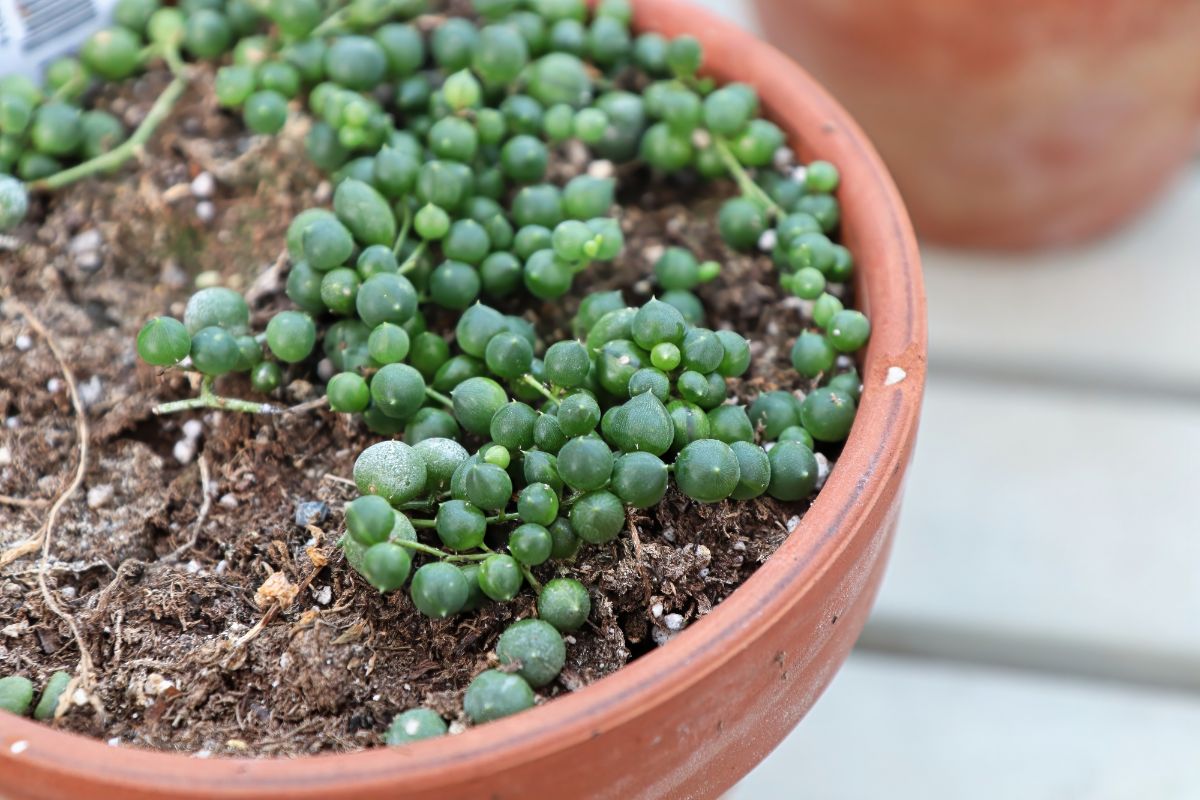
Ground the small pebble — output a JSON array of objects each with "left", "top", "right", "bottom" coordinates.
[
  {"left": 651, "top": 628, "right": 673, "bottom": 647},
  {"left": 182, "top": 419, "right": 204, "bottom": 440},
  {"left": 160, "top": 260, "right": 188, "bottom": 289},
  {"left": 316, "top": 358, "right": 335, "bottom": 382},
  {"left": 664, "top": 613, "right": 685, "bottom": 631},
  {"left": 651, "top": 602, "right": 663, "bottom": 618},
  {"left": 218, "top": 493, "right": 239, "bottom": 509},
  {"left": 294, "top": 500, "right": 330, "bottom": 528},
  {"left": 642, "top": 243, "right": 665, "bottom": 265},
  {"left": 68, "top": 229, "right": 102, "bottom": 254},
  {"left": 190, "top": 172, "right": 215, "bottom": 198},
  {"left": 885, "top": 366, "right": 908, "bottom": 386},
  {"left": 15, "top": 334, "right": 32, "bottom": 351},
  {"left": 0, "top": 446, "right": 11, "bottom": 465},
  {"left": 814, "top": 452, "right": 831, "bottom": 490},
  {"left": 86, "top": 484, "right": 114, "bottom": 509},
  {"left": 173, "top": 438, "right": 196, "bottom": 465},
  {"left": 315, "top": 585, "right": 332, "bottom": 605},
  {"left": 185, "top": 560, "right": 201, "bottom": 574},
  {"left": 60, "top": 586, "right": 76, "bottom": 599},
  {"left": 757, "top": 229, "right": 777, "bottom": 252},
  {"left": 196, "top": 201, "right": 215, "bottom": 223},
  {"left": 75, "top": 251, "right": 102, "bottom": 272},
  {"left": 586, "top": 159, "right": 614, "bottom": 179},
  {"left": 46, "top": 378, "right": 62, "bottom": 393},
  {"left": 79, "top": 375, "right": 103, "bottom": 407}
]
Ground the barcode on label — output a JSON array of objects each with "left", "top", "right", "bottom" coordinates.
[{"left": 19, "top": 0, "right": 99, "bottom": 52}]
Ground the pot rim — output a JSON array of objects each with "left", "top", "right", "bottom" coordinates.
[{"left": 0, "top": 1, "right": 926, "bottom": 795}]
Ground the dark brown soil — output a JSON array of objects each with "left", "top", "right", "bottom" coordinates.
[{"left": 0, "top": 66, "right": 831, "bottom": 756}]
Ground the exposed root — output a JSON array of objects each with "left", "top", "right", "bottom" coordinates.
[
  {"left": 626, "top": 513, "right": 654, "bottom": 604},
  {"left": 322, "top": 473, "right": 357, "bottom": 488},
  {"left": 284, "top": 396, "right": 331, "bottom": 415},
  {"left": 167, "top": 454, "right": 213, "bottom": 562},
  {"left": 0, "top": 494, "right": 50, "bottom": 508},
  {"left": 2, "top": 297, "right": 102, "bottom": 716}
]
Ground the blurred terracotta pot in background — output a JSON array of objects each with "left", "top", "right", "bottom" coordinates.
[
  {"left": 0, "top": 3, "right": 927, "bottom": 799},
  {"left": 753, "top": 0, "right": 1200, "bottom": 249}
]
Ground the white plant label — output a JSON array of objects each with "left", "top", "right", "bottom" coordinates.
[{"left": 0, "top": 0, "right": 117, "bottom": 79}]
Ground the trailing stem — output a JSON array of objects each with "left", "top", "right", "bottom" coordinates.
[
  {"left": 712, "top": 137, "right": 785, "bottom": 217},
  {"left": 424, "top": 386, "right": 453, "bottom": 408},
  {"left": 397, "top": 240, "right": 428, "bottom": 274},
  {"left": 32, "top": 45, "right": 190, "bottom": 192},
  {"left": 153, "top": 375, "right": 277, "bottom": 415},
  {"left": 521, "top": 374, "right": 559, "bottom": 404}
]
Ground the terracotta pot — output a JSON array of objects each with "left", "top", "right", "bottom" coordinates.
[
  {"left": 753, "top": 0, "right": 1200, "bottom": 249},
  {"left": 0, "top": 3, "right": 926, "bottom": 798}
]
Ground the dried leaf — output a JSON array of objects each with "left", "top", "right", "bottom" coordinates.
[{"left": 254, "top": 571, "right": 298, "bottom": 610}]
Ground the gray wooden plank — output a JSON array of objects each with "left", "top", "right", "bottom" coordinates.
[
  {"left": 735, "top": 652, "right": 1200, "bottom": 799},
  {"left": 862, "top": 374, "right": 1200, "bottom": 688},
  {"left": 924, "top": 166, "right": 1200, "bottom": 394}
]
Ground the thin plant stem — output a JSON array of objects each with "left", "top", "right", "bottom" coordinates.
[
  {"left": 392, "top": 204, "right": 413, "bottom": 256},
  {"left": 153, "top": 376, "right": 276, "bottom": 415},
  {"left": 424, "top": 386, "right": 453, "bottom": 408},
  {"left": 32, "top": 45, "right": 189, "bottom": 192},
  {"left": 398, "top": 240, "right": 428, "bottom": 274},
  {"left": 397, "top": 497, "right": 443, "bottom": 511},
  {"left": 520, "top": 564, "right": 542, "bottom": 593},
  {"left": 713, "top": 137, "right": 785, "bottom": 217},
  {"left": 50, "top": 71, "right": 90, "bottom": 103},
  {"left": 521, "top": 374, "right": 558, "bottom": 404},
  {"left": 309, "top": 5, "right": 352, "bottom": 38},
  {"left": 392, "top": 538, "right": 490, "bottom": 562}
]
